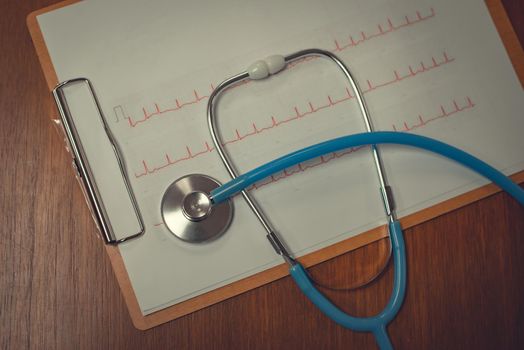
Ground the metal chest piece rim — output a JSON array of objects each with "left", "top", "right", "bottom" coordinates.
[{"left": 161, "top": 174, "right": 233, "bottom": 243}]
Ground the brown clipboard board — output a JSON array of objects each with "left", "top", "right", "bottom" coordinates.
[{"left": 27, "top": 0, "right": 524, "bottom": 330}]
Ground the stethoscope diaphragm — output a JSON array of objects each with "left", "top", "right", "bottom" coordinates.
[{"left": 161, "top": 174, "right": 233, "bottom": 243}]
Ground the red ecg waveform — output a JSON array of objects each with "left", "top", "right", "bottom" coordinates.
[
  {"left": 392, "top": 97, "right": 475, "bottom": 131},
  {"left": 332, "top": 8, "right": 435, "bottom": 52},
  {"left": 121, "top": 7, "right": 436, "bottom": 128},
  {"left": 249, "top": 146, "right": 365, "bottom": 190},
  {"left": 134, "top": 95, "right": 475, "bottom": 178},
  {"left": 252, "top": 97, "right": 476, "bottom": 190}
]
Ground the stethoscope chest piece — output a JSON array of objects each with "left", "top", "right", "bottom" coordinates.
[{"left": 161, "top": 174, "right": 233, "bottom": 243}]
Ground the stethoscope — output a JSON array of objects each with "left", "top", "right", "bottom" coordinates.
[{"left": 161, "top": 49, "right": 524, "bottom": 350}]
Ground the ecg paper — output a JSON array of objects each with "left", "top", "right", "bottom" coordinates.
[{"left": 38, "top": 0, "right": 524, "bottom": 315}]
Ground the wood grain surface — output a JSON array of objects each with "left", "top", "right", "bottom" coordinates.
[{"left": 2, "top": 1, "right": 524, "bottom": 349}]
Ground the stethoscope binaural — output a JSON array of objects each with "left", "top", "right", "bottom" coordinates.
[{"left": 161, "top": 49, "right": 524, "bottom": 350}]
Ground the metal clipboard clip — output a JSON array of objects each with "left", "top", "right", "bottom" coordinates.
[{"left": 53, "top": 78, "right": 144, "bottom": 244}]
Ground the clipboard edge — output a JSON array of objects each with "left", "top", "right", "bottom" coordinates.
[
  {"left": 27, "top": 0, "right": 81, "bottom": 91},
  {"left": 485, "top": 0, "right": 524, "bottom": 87}
]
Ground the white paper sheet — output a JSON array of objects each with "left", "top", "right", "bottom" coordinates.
[{"left": 38, "top": 0, "right": 524, "bottom": 314}]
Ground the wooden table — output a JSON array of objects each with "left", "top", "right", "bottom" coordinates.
[{"left": 2, "top": 1, "right": 523, "bottom": 349}]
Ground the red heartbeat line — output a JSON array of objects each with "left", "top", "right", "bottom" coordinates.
[
  {"left": 332, "top": 8, "right": 435, "bottom": 52},
  {"left": 249, "top": 146, "right": 365, "bottom": 190},
  {"left": 252, "top": 97, "right": 476, "bottom": 190},
  {"left": 134, "top": 94, "right": 475, "bottom": 179},
  {"left": 392, "top": 97, "right": 475, "bottom": 131},
  {"left": 122, "top": 7, "right": 436, "bottom": 128}
]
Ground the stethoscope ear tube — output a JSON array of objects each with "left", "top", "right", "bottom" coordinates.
[
  {"left": 290, "top": 220, "right": 405, "bottom": 350},
  {"left": 204, "top": 48, "right": 524, "bottom": 349},
  {"left": 207, "top": 49, "right": 396, "bottom": 265}
]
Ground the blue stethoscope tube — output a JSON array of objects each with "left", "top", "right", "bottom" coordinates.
[
  {"left": 290, "top": 219, "right": 405, "bottom": 350},
  {"left": 211, "top": 132, "right": 524, "bottom": 206},
  {"left": 210, "top": 131, "right": 524, "bottom": 350}
]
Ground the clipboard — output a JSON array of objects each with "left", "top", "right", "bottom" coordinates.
[{"left": 27, "top": 0, "right": 524, "bottom": 330}]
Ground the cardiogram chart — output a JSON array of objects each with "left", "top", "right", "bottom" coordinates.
[{"left": 109, "top": 5, "right": 478, "bottom": 193}]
